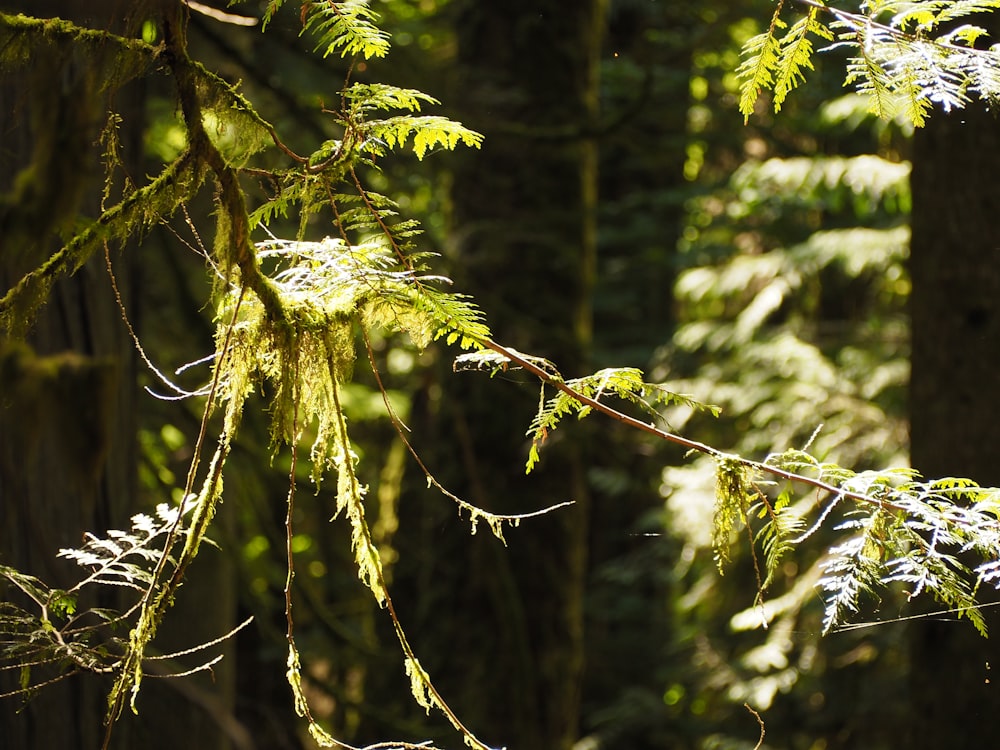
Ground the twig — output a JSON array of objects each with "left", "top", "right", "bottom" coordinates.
[
  {"left": 361, "top": 329, "right": 573, "bottom": 535},
  {"left": 744, "top": 702, "right": 766, "bottom": 750},
  {"left": 478, "top": 337, "right": 893, "bottom": 510}
]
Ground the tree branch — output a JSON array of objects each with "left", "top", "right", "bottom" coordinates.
[{"left": 477, "top": 337, "right": 909, "bottom": 512}]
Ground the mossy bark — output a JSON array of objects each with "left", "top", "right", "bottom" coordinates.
[
  {"left": 0, "top": 3, "right": 237, "bottom": 749},
  {"left": 0, "top": 2, "right": 140, "bottom": 746}
]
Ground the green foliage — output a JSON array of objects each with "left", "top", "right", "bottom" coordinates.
[
  {"left": 751, "top": 486, "right": 805, "bottom": 593},
  {"left": 656, "top": 44, "right": 919, "bottom": 739},
  {"left": 340, "top": 83, "right": 484, "bottom": 159},
  {"left": 212, "top": 236, "right": 486, "bottom": 603},
  {"left": 737, "top": 12, "right": 785, "bottom": 122},
  {"left": 344, "top": 82, "right": 440, "bottom": 112},
  {"left": 712, "top": 456, "right": 754, "bottom": 571},
  {"left": 58, "top": 504, "right": 197, "bottom": 594},
  {"left": 263, "top": 0, "right": 391, "bottom": 59},
  {"left": 742, "top": 462, "right": 1000, "bottom": 636},
  {"left": 0, "top": 504, "right": 201, "bottom": 700},
  {"left": 738, "top": 5, "right": 833, "bottom": 121},
  {"left": 521, "top": 365, "right": 719, "bottom": 474},
  {"left": 0, "top": 4, "right": 491, "bottom": 747},
  {"left": 739, "top": 1, "right": 1000, "bottom": 125},
  {"left": 303, "top": 0, "right": 392, "bottom": 59},
  {"left": 366, "top": 115, "right": 484, "bottom": 160},
  {"left": 7, "top": 3, "right": 1000, "bottom": 749}
]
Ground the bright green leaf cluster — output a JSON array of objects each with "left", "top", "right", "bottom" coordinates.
[
  {"left": 738, "top": 6, "right": 832, "bottom": 122},
  {"left": 264, "top": 0, "right": 391, "bottom": 59},
  {"left": 744, "top": 452, "right": 1000, "bottom": 635},
  {"left": 525, "top": 367, "right": 719, "bottom": 473},
  {"left": 303, "top": 0, "right": 391, "bottom": 59},
  {"left": 739, "top": 0, "right": 1000, "bottom": 126}
]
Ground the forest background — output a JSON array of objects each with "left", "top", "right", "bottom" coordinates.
[{"left": 2, "top": 1, "right": 1000, "bottom": 750}]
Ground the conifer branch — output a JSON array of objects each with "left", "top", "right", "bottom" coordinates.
[
  {"left": 477, "top": 339, "right": 860, "bottom": 503},
  {"left": 473, "top": 338, "right": 1000, "bottom": 541},
  {"left": 470, "top": 337, "right": 1000, "bottom": 631},
  {"left": 740, "top": 0, "right": 1000, "bottom": 124}
]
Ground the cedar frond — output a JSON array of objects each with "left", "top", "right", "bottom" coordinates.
[{"left": 301, "top": 0, "right": 391, "bottom": 59}]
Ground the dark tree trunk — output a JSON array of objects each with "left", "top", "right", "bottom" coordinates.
[
  {"left": 390, "top": 4, "right": 605, "bottom": 750},
  {"left": 0, "top": 5, "right": 140, "bottom": 749},
  {"left": 907, "top": 102, "right": 1000, "bottom": 747},
  {"left": 0, "top": 4, "right": 238, "bottom": 748}
]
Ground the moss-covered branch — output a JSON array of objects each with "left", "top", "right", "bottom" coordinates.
[
  {"left": 0, "top": 151, "right": 203, "bottom": 337},
  {"left": 161, "top": 8, "right": 286, "bottom": 322},
  {"left": 0, "top": 12, "right": 159, "bottom": 81}
]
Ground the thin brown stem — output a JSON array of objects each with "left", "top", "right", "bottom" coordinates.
[
  {"left": 745, "top": 702, "right": 766, "bottom": 750},
  {"left": 478, "top": 337, "right": 905, "bottom": 511},
  {"left": 361, "top": 328, "right": 572, "bottom": 529},
  {"left": 283, "top": 339, "right": 300, "bottom": 664}
]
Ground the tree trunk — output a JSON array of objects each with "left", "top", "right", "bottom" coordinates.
[
  {"left": 907, "top": 100, "right": 1000, "bottom": 748},
  {"left": 0, "top": 4, "right": 238, "bottom": 748},
  {"left": 0, "top": 6, "right": 137, "bottom": 749},
  {"left": 392, "top": 3, "right": 605, "bottom": 750}
]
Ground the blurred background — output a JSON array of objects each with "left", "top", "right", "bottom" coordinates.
[{"left": 3, "top": 1, "right": 998, "bottom": 749}]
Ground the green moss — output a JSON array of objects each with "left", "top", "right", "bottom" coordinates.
[
  {"left": 0, "top": 152, "right": 205, "bottom": 338},
  {"left": 0, "top": 13, "right": 159, "bottom": 88}
]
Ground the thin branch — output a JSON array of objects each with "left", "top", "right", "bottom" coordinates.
[
  {"left": 144, "top": 616, "right": 254, "bottom": 661},
  {"left": 361, "top": 329, "right": 573, "bottom": 534},
  {"left": 183, "top": 0, "right": 258, "bottom": 27},
  {"left": 744, "top": 702, "right": 766, "bottom": 750},
  {"left": 478, "top": 337, "right": 889, "bottom": 508},
  {"left": 0, "top": 669, "right": 78, "bottom": 699},
  {"left": 143, "top": 653, "right": 224, "bottom": 679}
]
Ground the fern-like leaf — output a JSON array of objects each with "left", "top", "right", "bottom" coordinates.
[
  {"left": 58, "top": 503, "right": 194, "bottom": 594},
  {"left": 522, "top": 367, "right": 717, "bottom": 473},
  {"left": 364, "top": 115, "right": 483, "bottom": 160},
  {"left": 738, "top": 21, "right": 786, "bottom": 122},
  {"left": 927, "top": 0, "right": 1000, "bottom": 27},
  {"left": 817, "top": 509, "right": 893, "bottom": 633},
  {"left": 843, "top": 34, "right": 899, "bottom": 120},
  {"left": 343, "top": 82, "right": 440, "bottom": 112},
  {"left": 753, "top": 488, "right": 806, "bottom": 592},
  {"left": 301, "top": 0, "right": 391, "bottom": 59},
  {"left": 773, "top": 9, "right": 833, "bottom": 112}
]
